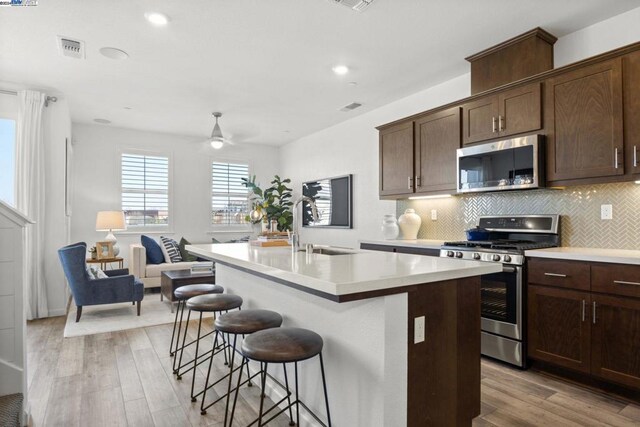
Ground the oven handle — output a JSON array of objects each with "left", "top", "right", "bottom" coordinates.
[{"left": 502, "top": 265, "right": 517, "bottom": 273}]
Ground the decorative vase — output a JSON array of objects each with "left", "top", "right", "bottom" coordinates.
[
  {"left": 381, "top": 214, "right": 400, "bottom": 240},
  {"left": 398, "top": 209, "right": 421, "bottom": 239}
]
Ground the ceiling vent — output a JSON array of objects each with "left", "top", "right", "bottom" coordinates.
[
  {"left": 57, "top": 36, "right": 85, "bottom": 59},
  {"left": 328, "top": 0, "right": 376, "bottom": 12},
  {"left": 340, "top": 102, "right": 362, "bottom": 112}
]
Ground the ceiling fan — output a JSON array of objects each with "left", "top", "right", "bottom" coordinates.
[{"left": 206, "top": 112, "right": 234, "bottom": 149}]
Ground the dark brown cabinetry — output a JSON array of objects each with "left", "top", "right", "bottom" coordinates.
[
  {"left": 545, "top": 59, "right": 624, "bottom": 181},
  {"left": 462, "top": 82, "right": 541, "bottom": 145},
  {"left": 379, "top": 108, "right": 461, "bottom": 198},
  {"left": 527, "top": 257, "right": 640, "bottom": 391},
  {"left": 414, "top": 107, "right": 461, "bottom": 194},
  {"left": 379, "top": 121, "right": 414, "bottom": 197},
  {"left": 623, "top": 50, "right": 640, "bottom": 175}
]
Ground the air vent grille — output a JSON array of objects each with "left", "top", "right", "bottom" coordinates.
[
  {"left": 328, "top": 0, "right": 375, "bottom": 12},
  {"left": 340, "top": 102, "right": 362, "bottom": 112},
  {"left": 57, "top": 36, "right": 85, "bottom": 59}
]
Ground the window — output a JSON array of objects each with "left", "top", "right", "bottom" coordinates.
[
  {"left": 121, "top": 152, "right": 170, "bottom": 227},
  {"left": 211, "top": 161, "right": 250, "bottom": 226},
  {"left": 0, "top": 118, "right": 16, "bottom": 207}
]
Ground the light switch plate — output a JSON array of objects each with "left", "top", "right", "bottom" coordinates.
[
  {"left": 431, "top": 209, "right": 437, "bottom": 221},
  {"left": 601, "top": 204, "right": 613, "bottom": 220},
  {"left": 414, "top": 316, "right": 425, "bottom": 344}
]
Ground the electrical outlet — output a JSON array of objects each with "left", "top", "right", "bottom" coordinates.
[
  {"left": 601, "top": 204, "right": 613, "bottom": 220},
  {"left": 431, "top": 209, "right": 437, "bottom": 221},
  {"left": 414, "top": 316, "right": 425, "bottom": 344}
]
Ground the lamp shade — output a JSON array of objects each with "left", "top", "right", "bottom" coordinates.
[{"left": 96, "top": 211, "right": 126, "bottom": 231}]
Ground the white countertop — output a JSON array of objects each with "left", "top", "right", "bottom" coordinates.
[
  {"left": 187, "top": 243, "right": 501, "bottom": 298},
  {"left": 359, "top": 239, "right": 445, "bottom": 250},
  {"left": 526, "top": 247, "right": 640, "bottom": 265}
]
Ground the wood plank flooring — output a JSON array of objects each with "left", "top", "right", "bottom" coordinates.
[{"left": 26, "top": 316, "right": 640, "bottom": 426}]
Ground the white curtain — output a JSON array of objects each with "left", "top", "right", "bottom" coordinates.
[{"left": 16, "top": 90, "right": 48, "bottom": 320}]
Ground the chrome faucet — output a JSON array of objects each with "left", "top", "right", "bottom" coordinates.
[{"left": 291, "top": 196, "right": 318, "bottom": 252}]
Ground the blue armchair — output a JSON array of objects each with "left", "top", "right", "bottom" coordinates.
[{"left": 58, "top": 242, "right": 144, "bottom": 322}]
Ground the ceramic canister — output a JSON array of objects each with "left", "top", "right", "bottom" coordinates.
[
  {"left": 381, "top": 214, "right": 400, "bottom": 239},
  {"left": 398, "top": 209, "right": 421, "bottom": 239}
]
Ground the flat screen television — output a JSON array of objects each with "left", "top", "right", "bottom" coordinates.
[{"left": 302, "top": 174, "right": 352, "bottom": 228}]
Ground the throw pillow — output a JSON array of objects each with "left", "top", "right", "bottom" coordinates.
[
  {"left": 141, "top": 235, "right": 164, "bottom": 264},
  {"left": 179, "top": 237, "right": 198, "bottom": 262},
  {"left": 160, "top": 236, "right": 183, "bottom": 263},
  {"left": 87, "top": 265, "right": 108, "bottom": 279}
]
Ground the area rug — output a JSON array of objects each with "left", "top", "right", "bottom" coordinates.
[{"left": 63, "top": 293, "right": 213, "bottom": 338}]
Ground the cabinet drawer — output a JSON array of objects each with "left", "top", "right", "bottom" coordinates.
[
  {"left": 592, "top": 263, "right": 640, "bottom": 298},
  {"left": 528, "top": 258, "right": 590, "bottom": 291}
]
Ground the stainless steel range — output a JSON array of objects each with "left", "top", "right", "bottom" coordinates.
[{"left": 440, "top": 214, "right": 560, "bottom": 368}]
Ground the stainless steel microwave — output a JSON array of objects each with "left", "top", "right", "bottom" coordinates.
[{"left": 456, "top": 134, "right": 545, "bottom": 193}]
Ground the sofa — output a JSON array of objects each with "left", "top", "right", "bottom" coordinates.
[{"left": 130, "top": 244, "right": 198, "bottom": 288}]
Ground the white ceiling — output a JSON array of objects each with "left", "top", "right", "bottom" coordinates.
[{"left": 1, "top": 0, "right": 639, "bottom": 146}]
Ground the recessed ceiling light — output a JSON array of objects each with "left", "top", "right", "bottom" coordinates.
[
  {"left": 123, "top": 106, "right": 132, "bottom": 110},
  {"left": 332, "top": 65, "right": 349, "bottom": 75},
  {"left": 348, "top": 81, "right": 358, "bottom": 86},
  {"left": 144, "top": 12, "right": 170, "bottom": 26},
  {"left": 94, "top": 118, "right": 111, "bottom": 124},
  {"left": 99, "top": 47, "right": 129, "bottom": 60}
]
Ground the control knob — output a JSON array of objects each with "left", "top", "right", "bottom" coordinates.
[
  {"left": 473, "top": 253, "right": 481, "bottom": 260},
  {"left": 446, "top": 251, "right": 454, "bottom": 257},
  {"left": 492, "top": 254, "right": 501, "bottom": 262},
  {"left": 503, "top": 255, "right": 512, "bottom": 263},
  {"left": 455, "top": 252, "right": 463, "bottom": 258}
]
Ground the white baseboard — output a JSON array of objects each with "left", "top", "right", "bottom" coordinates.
[{"left": 46, "top": 308, "right": 67, "bottom": 317}]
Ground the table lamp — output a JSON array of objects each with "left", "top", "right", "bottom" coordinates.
[{"left": 96, "top": 211, "right": 126, "bottom": 256}]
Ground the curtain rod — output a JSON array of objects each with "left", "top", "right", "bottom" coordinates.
[{"left": 0, "top": 89, "right": 58, "bottom": 107}]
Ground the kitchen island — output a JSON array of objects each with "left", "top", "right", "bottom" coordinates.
[{"left": 187, "top": 243, "right": 501, "bottom": 426}]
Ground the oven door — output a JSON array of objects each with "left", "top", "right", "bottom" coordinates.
[{"left": 480, "top": 265, "right": 522, "bottom": 340}]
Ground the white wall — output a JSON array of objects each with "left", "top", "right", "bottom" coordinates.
[
  {"left": 279, "top": 6, "right": 640, "bottom": 249},
  {"left": 70, "top": 124, "right": 280, "bottom": 267}
]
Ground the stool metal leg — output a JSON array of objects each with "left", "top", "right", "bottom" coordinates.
[
  {"left": 190, "top": 312, "right": 204, "bottom": 401},
  {"left": 229, "top": 356, "right": 247, "bottom": 426},
  {"left": 319, "top": 353, "right": 332, "bottom": 427},
  {"left": 222, "top": 334, "right": 238, "bottom": 427},
  {"left": 175, "top": 308, "right": 191, "bottom": 379},
  {"left": 283, "top": 363, "right": 295, "bottom": 426},
  {"left": 169, "top": 299, "right": 183, "bottom": 357},
  {"left": 258, "top": 362, "right": 269, "bottom": 427},
  {"left": 200, "top": 330, "right": 220, "bottom": 415},
  {"left": 294, "top": 362, "right": 300, "bottom": 427}
]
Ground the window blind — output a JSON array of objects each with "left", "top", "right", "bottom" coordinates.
[
  {"left": 121, "top": 153, "right": 169, "bottom": 227},
  {"left": 211, "top": 162, "right": 249, "bottom": 225}
]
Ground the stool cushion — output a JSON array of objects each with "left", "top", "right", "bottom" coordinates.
[
  {"left": 174, "top": 284, "right": 223, "bottom": 299},
  {"left": 186, "top": 293, "right": 243, "bottom": 312},
  {"left": 215, "top": 309, "right": 283, "bottom": 335},
  {"left": 241, "top": 327, "right": 323, "bottom": 363}
]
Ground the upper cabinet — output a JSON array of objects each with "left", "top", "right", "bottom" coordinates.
[
  {"left": 414, "top": 107, "right": 461, "bottom": 194},
  {"left": 379, "top": 121, "right": 415, "bottom": 197},
  {"left": 462, "top": 82, "right": 542, "bottom": 145},
  {"left": 379, "top": 108, "right": 461, "bottom": 198},
  {"left": 623, "top": 50, "right": 640, "bottom": 176},
  {"left": 545, "top": 59, "right": 624, "bottom": 181}
]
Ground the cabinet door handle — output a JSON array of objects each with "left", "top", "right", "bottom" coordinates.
[
  {"left": 581, "top": 300, "right": 586, "bottom": 322},
  {"left": 408, "top": 176, "right": 412, "bottom": 190},
  {"left": 492, "top": 117, "right": 497, "bottom": 133},
  {"left": 614, "top": 148, "right": 619, "bottom": 169},
  {"left": 498, "top": 115, "right": 504, "bottom": 132},
  {"left": 634, "top": 145, "right": 638, "bottom": 168},
  {"left": 544, "top": 272, "right": 567, "bottom": 278},
  {"left": 592, "top": 301, "right": 597, "bottom": 324},
  {"left": 415, "top": 175, "right": 421, "bottom": 187},
  {"left": 613, "top": 280, "right": 640, "bottom": 287}
]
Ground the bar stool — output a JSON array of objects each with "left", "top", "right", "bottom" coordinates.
[
  {"left": 176, "top": 293, "right": 243, "bottom": 392},
  {"left": 170, "top": 284, "right": 224, "bottom": 375},
  {"left": 200, "top": 309, "right": 283, "bottom": 426},
  {"left": 233, "top": 327, "right": 332, "bottom": 427}
]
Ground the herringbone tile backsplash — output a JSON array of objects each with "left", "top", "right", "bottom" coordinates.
[{"left": 397, "top": 182, "right": 640, "bottom": 249}]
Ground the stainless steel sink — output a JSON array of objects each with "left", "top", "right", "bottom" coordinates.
[{"left": 298, "top": 246, "right": 358, "bottom": 256}]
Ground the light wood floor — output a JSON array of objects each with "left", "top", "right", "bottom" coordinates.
[{"left": 26, "top": 315, "right": 640, "bottom": 427}]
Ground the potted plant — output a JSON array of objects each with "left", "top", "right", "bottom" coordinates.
[{"left": 242, "top": 175, "right": 294, "bottom": 232}]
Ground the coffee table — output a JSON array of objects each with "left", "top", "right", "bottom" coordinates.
[{"left": 161, "top": 269, "right": 216, "bottom": 312}]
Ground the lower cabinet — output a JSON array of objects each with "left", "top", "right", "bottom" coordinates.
[{"left": 528, "top": 258, "right": 640, "bottom": 391}]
